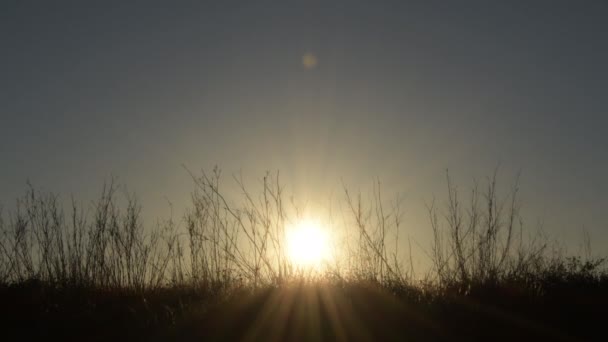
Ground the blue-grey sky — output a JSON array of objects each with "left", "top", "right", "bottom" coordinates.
[{"left": 1, "top": 1, "right": 607, "bottom": 254}]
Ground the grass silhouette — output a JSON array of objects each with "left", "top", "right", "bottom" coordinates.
[{"left": 0, "top": 168, "right": 606, "bottom": 341}]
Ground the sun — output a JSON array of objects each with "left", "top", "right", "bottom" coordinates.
[{"left": 286, "top": 219, "right": 330, "bottom": 267}]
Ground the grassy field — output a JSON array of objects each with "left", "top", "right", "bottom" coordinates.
[{"left": 1, "top": 169, "right": 606, "bottom": 341}]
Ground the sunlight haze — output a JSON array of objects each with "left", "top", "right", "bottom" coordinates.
[{"left": 1, "top": 1, "right": 608, "bottom": 265}]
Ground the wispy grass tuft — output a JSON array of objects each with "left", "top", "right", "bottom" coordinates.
[{"left": 0, "top": 168, "right": 606, "bottom": 340}]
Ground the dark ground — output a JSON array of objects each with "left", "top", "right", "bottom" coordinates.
[{"left": 1, "top": 280, "right": 606, "bottom": 341}]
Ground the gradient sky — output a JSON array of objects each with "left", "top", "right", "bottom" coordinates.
[{"left": 2, "top": 1, "right": 608, "bottom": 256}]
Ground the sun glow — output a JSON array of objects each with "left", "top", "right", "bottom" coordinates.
[{"left": 286, "top": 219, "right": 330, "bottom": 267}]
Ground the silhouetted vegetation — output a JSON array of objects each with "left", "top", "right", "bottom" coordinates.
[{"left": 0, "top": 168, "right": 606, "bottom": 341}]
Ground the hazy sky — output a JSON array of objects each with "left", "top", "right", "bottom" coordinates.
[{"left": 2, "top": 1, "right": 607, "bottom": 255}]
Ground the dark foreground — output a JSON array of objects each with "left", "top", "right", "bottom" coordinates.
[{"left": 1, "top": 279, "right": 607, "bottom": 342}]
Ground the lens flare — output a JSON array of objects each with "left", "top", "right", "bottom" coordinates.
[{"left": 302, "top": 52, "right": 318, "bottom": 69}]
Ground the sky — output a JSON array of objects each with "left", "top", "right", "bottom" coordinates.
[{"left": 1, "top": 1, "right": 608, "bottom": 257}]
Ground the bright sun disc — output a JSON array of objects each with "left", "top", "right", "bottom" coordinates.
[{"left": 286, "top": 219, "right": 329, "bottom": 267}]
